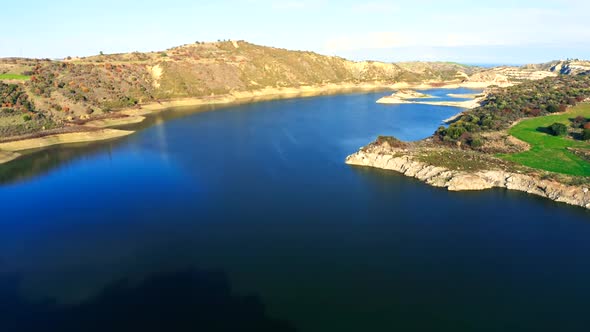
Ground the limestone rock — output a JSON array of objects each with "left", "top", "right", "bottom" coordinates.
[{"left": 346, "top": 149, "right": 590, "bottom": 210}]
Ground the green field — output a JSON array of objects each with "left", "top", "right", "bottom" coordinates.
[
  {"left": 500, "top": 103, "right": 590, "bottom": 176},
  {"left": 0, "top": 74, "right": 31, "bottom": 80}
]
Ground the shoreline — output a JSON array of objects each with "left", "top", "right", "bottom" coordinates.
[
  {"left": 377, "top": 97, "right": 483, "bottom": 109},
  {"left": 0, "top": 150, "right": 21, "bottom": 164},
  {"left": 345, "top": 147, "right": 590, "bottom": 210},
  {"left": 0, "top": 129, "right": 134, "bottom": 153},
  {"left": 0, "top": 80, "right": 471, "bottom": 165},
  {"left": 377, "top": 84, "right": 488, "bottom": 109},
  {"left": 0, "top": 79, "right": 506, "bottom": 165}
]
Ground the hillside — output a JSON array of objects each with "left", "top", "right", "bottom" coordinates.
[{"left": 0, "top": 41, "right": 580, "bottom": 138}]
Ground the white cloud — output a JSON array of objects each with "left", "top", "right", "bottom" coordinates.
[{"left": 323, "top": 3, "right": 590, "bottom": 54}]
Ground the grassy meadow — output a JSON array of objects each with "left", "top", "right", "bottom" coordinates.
[{"left": 500, "top": 103, "right": 590, "bottom": 176}]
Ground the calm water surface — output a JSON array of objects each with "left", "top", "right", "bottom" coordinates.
[{"left": 1, "top": 90, "right": 589, "bottom": 332}]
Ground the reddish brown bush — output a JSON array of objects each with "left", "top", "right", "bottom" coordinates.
[{"left": 529, "top": 108, "right": 541, "bottom": 117}]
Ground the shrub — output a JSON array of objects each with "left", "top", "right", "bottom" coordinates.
[
  {"left": 470, "top": 136, "right": 484, "bottom": 148},
  {"left": 23, "top": 114, "right": 32, "bottom": 122},
  {"left": 446, "top": 125, "right": 466, "bottom": 140},
  {"left": 549, "top": 122, "right": 568, "bottom": 136},
  {"left": 547, "top": 104, "right": 560, "bottom": 113},
  {"left": 583, "top": 129, "right": 590, "bottom": 141}
]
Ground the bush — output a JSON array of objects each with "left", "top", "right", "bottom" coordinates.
[
  {"left": 583, "top": 129, "right": 590, "bottom": 141},
  {"left": 23, "top": 114, "right": 32, "bottom": 122},
  {"left": 547, "top": 104, "right": 560, "bottom": 113},
  {"left": 549, "top": 122, "right": 568, "bottom": 136},
  {"left": 446, "top": 125, "right": 466, "bottom": 140},
  {"left": 470, "top": 137, "right": 484, "bottom": 148}
]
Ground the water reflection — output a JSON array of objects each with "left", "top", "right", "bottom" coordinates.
[
  {"left": 0, "top": 269, "right": 297, "bottom": 332},
  {"left": 0, "top": 105, "right": 215, "bottom": 186},
  {"left": 0, "top": 142, "right": 122, "bottom": 185}
]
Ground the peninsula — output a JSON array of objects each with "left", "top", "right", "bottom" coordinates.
[{"left": 347, "top": 74, "right": 590, "bottom": 210}]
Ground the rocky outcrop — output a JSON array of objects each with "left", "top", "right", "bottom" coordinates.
[
  {"left": 550, "top": 60, "right": 590, "bottom": 76},
  {"left": 346, "top": 150, "right": 590, "bottom": 210}
]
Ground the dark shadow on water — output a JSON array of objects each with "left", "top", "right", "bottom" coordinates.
[
  {"left": 0, "top": 104, "right": 219, "bottom": 186},
  {"left": 0, "top": 141, "right": 123, "bottom": 185},
  {"left": 0, "top": 269, "right": 297, "bottom": 332}
]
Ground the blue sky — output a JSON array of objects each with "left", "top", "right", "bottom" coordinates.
[{"left": 2, "top": 0, "right": 589, "bottom": 64}]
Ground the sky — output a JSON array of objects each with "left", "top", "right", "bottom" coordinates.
[{"left": 2, "top": 0, "right": 589, "bottom": 64}]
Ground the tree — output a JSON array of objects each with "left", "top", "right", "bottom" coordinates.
[
  {"left": 99, "top": 51, "right": 104, "bottom": 56},
  {"left": 549, "top": 122, "right": 568, "bottom": 136}
]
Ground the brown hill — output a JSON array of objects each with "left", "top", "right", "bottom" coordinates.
[{"left": 0, "top": 41, "right": 580, "bottom": 138}]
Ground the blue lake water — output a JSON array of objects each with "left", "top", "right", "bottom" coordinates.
[{"left": 1, "top": 89, "right": 589, "bottom": 332}]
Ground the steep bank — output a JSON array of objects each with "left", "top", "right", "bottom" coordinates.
[{"left": 346, "top": 144, "right": 590, "bottom": 210}]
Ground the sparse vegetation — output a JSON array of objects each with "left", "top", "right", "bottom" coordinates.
[
  {"left": 376, "top": 135, "right": 406, "bottom": 148},
  {"left": 437, "top": 75, "right": 590, "bottom": 147}
]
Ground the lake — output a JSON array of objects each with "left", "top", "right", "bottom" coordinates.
[{"left": 1, "top": 89, "right": 589, "bottom": 332}]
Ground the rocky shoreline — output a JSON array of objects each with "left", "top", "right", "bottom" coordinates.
[{"left": 346, "top": 147, "right": 590, "bottom": 210}]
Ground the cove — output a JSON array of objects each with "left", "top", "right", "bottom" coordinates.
[{"left": 1, "top": 90, "right": 589, "bottom": 332}]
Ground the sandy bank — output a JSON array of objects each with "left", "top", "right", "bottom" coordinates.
[
  {"left": 378, "top": 96, "right": 483, "bottom": 109},
  {"left": 120, "top": 82, "right": 396, "bottom": 117},
  {"left": 0, "top": 129, "right": 134, "bottom": 153},
  {"left": 0, "top": 150, "right": 21, "bottom": 164},
  {"left": 84, "top": 116, "right": 147, "bottom": 128}
]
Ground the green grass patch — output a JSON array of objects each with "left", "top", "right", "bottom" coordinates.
[
  {"left": 500, "top": 103, "right": 590, "bottom": 176},
  {"left": 0, "top": 74, "right": 31, "bottom": 81}
]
